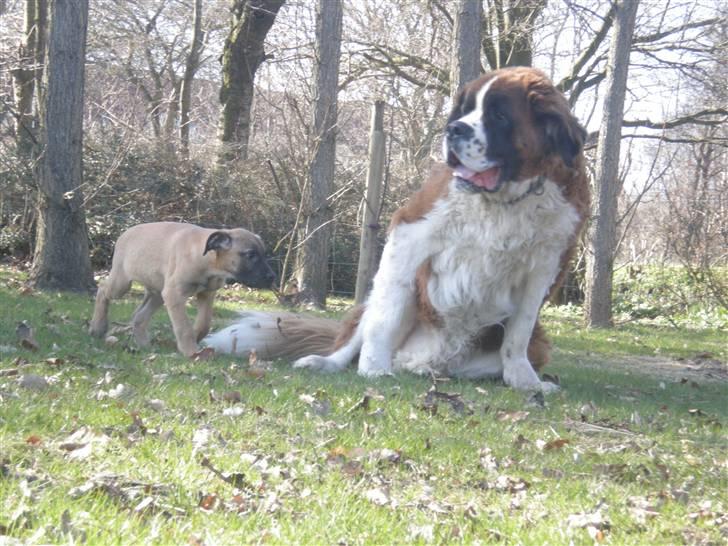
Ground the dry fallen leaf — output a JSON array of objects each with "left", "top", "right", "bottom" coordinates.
[
  {"left": 363, "top": 487, "right": 391, "bottom": 506},
  {"left": 18, "top": 374, "right": 49, "bottom": 391},
  {"left": 222, "top": 406, "right": 245, "bottom": 417},
  {"left": 60, "top": 509, "right": 87, "bottom": 542},
  {"left": 627, "top": 496, "right": 661, "bottom": 524},
  {"left": 496, "top": 410, "right": 529, "bottom": 423},
  {"left": 246, "top": 367, "right": 267, "bottom": 379},
  {"left": 421, "top": 386, "right": 472, "bottom": 415},
  {"left": 25, "top": 435, "right": 42, "bottom": 446},
  {"left": 299, "top": 392, "right": 331, "bottom": 417},
  {"left": 192, "top": 426, "right": 214, "bottom": 452},
  {"left": 200, "top": 457, "right": 247, "bottom": 487},
  {"left": 198, "top": 493, "right": 220, "bottom": 512},
  {"left": 209, "top": 389, "right": 242, "bottom": 403},
  {"left": 192, "top": 347, "right": 216, "bottom": 361},
  {"left": 408, "top": 523, "right": 435, "bottom": 543},
  {"left": 146, "top": 399, "right": 166, "bottom": 412},
  {"left": 542, "top": 438, "right": 570, "bottom": 451},
  {"left": 347, "top": 394, "right": 371, "bottom": 413},
  {"left": 16, "top": 321, "right": 39, "bottom": 351},
  {"left": 567, "top": 505, "right": 611, "bottom": 542},
  {"left": 58, "top": 427, "right": 110, "bottom": 460}
]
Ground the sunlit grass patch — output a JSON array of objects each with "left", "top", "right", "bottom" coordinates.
[{"left": 1, "top": 265, "right": 726, "bottom": 544}]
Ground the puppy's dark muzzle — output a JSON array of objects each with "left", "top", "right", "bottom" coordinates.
[{"left": 234, "top": 265, "right": 276, "bottom": 289}]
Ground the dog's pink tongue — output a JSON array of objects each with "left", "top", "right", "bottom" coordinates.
[{"left": 455, "top": 165, "right": 500, "bottom": 190}]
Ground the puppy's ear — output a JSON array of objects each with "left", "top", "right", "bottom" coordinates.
[
  {"left": 203, "top": 231, "right": 232, "bottom": 255},
  {"left": 528, "top": 79, "right": 586, "bottom": 167}
]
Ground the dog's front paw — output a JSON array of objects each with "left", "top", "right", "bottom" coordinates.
[
  {"left": 357, "top": 366, "right": 394, "bottom": 378},
  {"left": 503, "top": 358, "right": 543, "bottom": 392},
  {"left": 358, "top": 344, "right": 393, "bottom": 377},
  {"left": 539, "top": 380, "right": 560, "bottom": 394},
  {"left": 293, "top": 355, "right": 328, "bottom": 371},
  {"left": 293, "top": 355, "right": 346, "bottom": 373}
]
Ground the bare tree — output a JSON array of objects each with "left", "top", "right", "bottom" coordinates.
[
  {"left": 482, "top": 0, "right": 546, "bottom": 69},
  {"left": 295, "top": 0, "right": 343, "bottom": 307},
  {"left": 217, "top": 0, "right": 284, "bottom": 163},
  {"left": 179, "top": 0, "right": 205, "bottom": 159},
  {"left": 450, "top": 0, "right": 482, "bottom": 97},
  {"left": 31, "top": 0, "right": 94, "bottom": 291},
  {"left": 10, "top": 0, "right": 47, "bottom": 161},
  {"left": 584, "top": 0, "right": 640, "bottom": 327}
]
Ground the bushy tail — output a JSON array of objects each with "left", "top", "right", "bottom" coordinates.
[{"left": 203, "top": 311, "right": 340, "bottom": 361}]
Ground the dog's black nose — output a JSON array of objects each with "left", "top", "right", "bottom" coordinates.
[{"left": 446, "top": 121, "right": 473, "bottom": 140}]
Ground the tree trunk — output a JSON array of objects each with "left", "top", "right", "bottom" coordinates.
[
  {"left": 450, "top": 0, "right": 482, "bottom": 97},
  {"left": 179, "top": 0, "right": 205, "bottom": 159},
  {"left": 354, "top": 101, "right": 385, "bottom": 304},
  {"left": 584, "top": 0, "right": 640, "bottom": 327},
  {"left": 30, "top": 0, "right": 94, "bottom": 293},
  {"left": 217, "top": 0, "right": 284, "bottom": 164},
  {"left": 295, "top": 0, "right": 343, "bottom": 308},
  {"left": 163, "top": 79, "right": 181, "bottom": 154},
  {"left": 482, "top": 0, "right": 544, "bottom": 69},
  {"left": 11, "top": 0, "right": 47, "bottom": 161}
]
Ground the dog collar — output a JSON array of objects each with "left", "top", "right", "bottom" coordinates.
[{"left": 502, "top": 175, "right": 546, "bottom": 205}]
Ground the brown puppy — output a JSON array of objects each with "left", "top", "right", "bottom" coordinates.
[{"left": 89, "top": 222, "right": 275, "bottom": 356}]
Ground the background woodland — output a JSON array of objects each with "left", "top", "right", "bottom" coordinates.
[{"left": 0, "top": 0, "right": 725, "bottom": 327}]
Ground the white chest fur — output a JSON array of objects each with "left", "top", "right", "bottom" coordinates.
[{"left": 424, "top": 179, "right": 580, "bottom": 332}]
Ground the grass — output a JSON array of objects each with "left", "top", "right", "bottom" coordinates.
[{"left": 1, "top": 264, "right": 726, "bottom": 545}]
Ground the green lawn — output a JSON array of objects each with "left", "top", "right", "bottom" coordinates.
[{"left": 1, "top": 265, "right": 726, "bottom": 545}]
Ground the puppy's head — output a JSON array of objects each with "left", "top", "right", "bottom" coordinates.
[
  {"left": 444, "top": 67, "right": 586, "bottom": 193},
  {"left": 203, "top": 229, "right": 275, "bottom": 289}
]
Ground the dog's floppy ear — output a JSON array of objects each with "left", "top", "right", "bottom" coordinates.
[
  {"left": 528, "top": 79, "right": 586, "bottom": 168},
  {"left": 203, "top": 231, "right": 232, "bottom": 256}
]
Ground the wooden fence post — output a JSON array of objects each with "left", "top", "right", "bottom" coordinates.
[{"left": 354, "top": 101, "right": 385, "bottom": 304}]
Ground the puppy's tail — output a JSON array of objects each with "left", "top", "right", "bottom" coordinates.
[{"left": 203, "top": 311, "right": 340, "bottom": 361}]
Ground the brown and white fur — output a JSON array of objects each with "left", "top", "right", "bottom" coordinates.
[{"left": 204, "top": 67, "right": 589, "bottom": 391}]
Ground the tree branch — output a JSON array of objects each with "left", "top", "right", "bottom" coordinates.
[
  {"left": 558, "top": 2, "right": 616, "bottom": 93},
  {"left": 633, "top": 17, "right": 720, "bottom": 45},
  {"left": 622, "top": 108, "right": 728, "bottom": 130}
]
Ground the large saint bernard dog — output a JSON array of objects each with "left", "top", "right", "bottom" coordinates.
[{"left": 205, "top": 67, "right": 590, "bottom": 392}]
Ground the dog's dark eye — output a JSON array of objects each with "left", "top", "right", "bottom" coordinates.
[
  {"left": 241, "top": 250, "right": 258, "bottom": 261},
  {"left": 491, "top": 109, "right": 508, "bottom": 124}
]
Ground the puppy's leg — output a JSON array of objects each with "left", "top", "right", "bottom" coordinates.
[
  {"left": 89, "top": 269, "right": 131, "bottom": 338},
  {"left": 131, "top": 290, "right": 163, "bottom": 347},
  {"left": 194, "top": 291, "right": 215, "bottom": 343},
  {"left": 501, "top": 264, "right": 560, "bottom": 393},
  {"left": 162, "top": 287, "right": 197, "bottom": 357}
]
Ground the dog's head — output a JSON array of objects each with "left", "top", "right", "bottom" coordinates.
[
  {"left": 203, "top": 229, "right": 275, "bottom": 289},
  {"left": 444, "top": 67, "right": 586, "bottom": 194}
]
